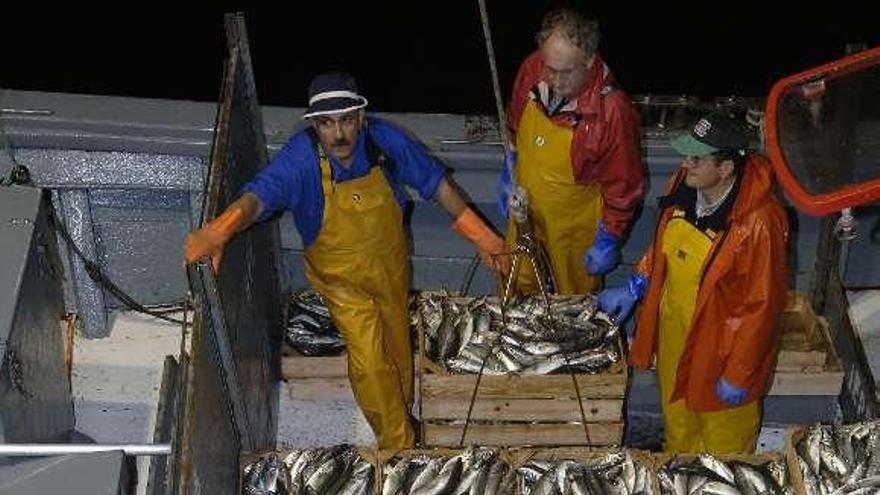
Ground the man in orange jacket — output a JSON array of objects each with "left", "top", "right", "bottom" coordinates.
[
  {"left": 184, "top": 73, "right": 508, "bottom": 449},
  {"left": 598, "top": 112, "right": 789, "bottom": 453}
]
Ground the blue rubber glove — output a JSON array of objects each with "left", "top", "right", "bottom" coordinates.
[
  {"left": 597, "top": 272, "right": 648, "bottom": 323},
  {"left": 584, "top": 221, "right": 621, "bottom": 275},
  {"left": 496, "top": 151, "right": 516, "bottom": 219},
  {"left": 716, "top": 378, "right": 747, "bottom": 406}
]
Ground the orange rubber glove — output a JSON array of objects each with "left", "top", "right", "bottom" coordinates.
[
  {"left": 452, "top": 207, "right": 510, "bottom": 275},
  {"left": 184, "top": 206, "right": 247, "bottom": 272}
]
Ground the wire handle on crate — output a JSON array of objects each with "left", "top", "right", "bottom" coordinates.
[{"left": 458, "top": 250, "right": 594, "bottom": 448}]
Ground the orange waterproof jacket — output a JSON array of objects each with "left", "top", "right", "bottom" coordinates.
[
  {"left": 506, "top": 51, "right": 644, "bottom": 238},
  {"left": 629, "top": 155, "right": 789, "bottom": 411}
]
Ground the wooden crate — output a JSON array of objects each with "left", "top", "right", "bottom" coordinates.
[
  {"left": 782, "top": 423, "right": 879, "bottom": 495},
  {"left": 508, "top": 447, "right": 657, "bottom": 495},
  {"left": 281, "top": 290, "right": 424, "bottom": 401},
  {"left": 771, "top": 304, "right": 844, "bottom": 396},
  {"left": 417, "top": 295, "right": 627, "bottom": 448},
  {"left": 778, "top": 291, "right": 825, "bottom": 351},
  {"left": 376, "top": 446, "right": 512, "bottom": 494},
  {"left": 281, "top": 344, "right": 353, "bottom": 400},
  {"left": 653, "top": 451, "right": 790, "bottom": 492},
  {"left": 240, "top": 446, "right": 379, "bottom": 494}
]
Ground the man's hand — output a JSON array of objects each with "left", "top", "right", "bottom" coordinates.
[
  {"left": 583, "top": 221, "right": 621, "bottom": 275},
  {"left": 183, "top": 194, "right": 260, "bottom": 272},
  {"left": 716, "top": 378, "right": 747, "bottom": 406},
  {"left": 596, "top": 272, "right": 648, "bottom": 324},
  {"left": 185, "top": 225, "right": 231, "bottom": 273},
  {"left": 452, "top": 207, "right": 511, "bottom": 275}
]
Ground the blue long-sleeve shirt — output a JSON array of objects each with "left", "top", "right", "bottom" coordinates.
[{"left": 241, "top": 116, "right": 446, "bottom": 247}]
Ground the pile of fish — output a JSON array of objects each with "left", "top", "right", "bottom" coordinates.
[
  {"left": 381, "top": 447, "right": 514, "bottom": 495},
  {"left": 657, "top": 454, "right": 790, "bottom": 495},
  {"left": 794, "top": 422, "right": 880, "bottom": 495},
  {"left": 285, "top": 291, "right": 345, "bottom": 356},
  {"left": 519, "top": 450, "right": 654, "bottom": 495},
  {"left": 419, "top": 293, "right": 620, "bottom": 375},
  {"left": 242, "top": 445, "right": 374, "bottom": 495}
]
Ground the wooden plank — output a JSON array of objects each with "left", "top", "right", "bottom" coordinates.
[
  {"left": 422, "top": 372, "right": 627, "bottom": 399},
  {"left": 421, "top": 397, "right": 623, "bottom": 422},
  {"left": 778, "top": 291, "right": 825, "bottom": 348},
  {"left": 423, "top": 422, "right": 624, "bottom": 447},
  {"left": 286, "top": 378, "right": 353, "bottom": 401},
  {"left": 775, "top": 350, "right": 828, "bottom": 372},
  {"left": 769, "top": 371, "right": 844, "bottom": 396},
  {"left": 282, "top": 355, "right": 347, "bottom": 378}
]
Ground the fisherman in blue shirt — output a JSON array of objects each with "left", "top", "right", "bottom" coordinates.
[{"left": 185, "top": 72, "right": 508, "bottom": 449}]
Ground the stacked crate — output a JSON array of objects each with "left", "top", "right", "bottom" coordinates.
[
  {"left": 417, "top": 294, "right": 627, "bottom": 447},
  {"left": 772, "top": 291, "right": 842, "bottom": 396}
]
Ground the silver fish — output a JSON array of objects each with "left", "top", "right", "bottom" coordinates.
[
  {"left": 495, "top": 347, "right": 523, "bottom": 373},
  {"left": 437, "top": 315, "right": 461, "bottom": 361},
  {"left": 338, "top": 460, "right": 374, "bottom": 495},
  {"left": 700, "top": 480, "right": 743, "bottom": 495},
  {"left": 474, "top": 308, "right": 492, "bottom": 335},
  {"left": 800, "top": 427, "right": 824, "bottom": 476},
  {"left": 382, "top": 457, "right": 410, "bottom": 495},
  {"left": 698, "top": 454, "right": 736, "bottom": 485},
  {"left": 457, "top": 310, "right": 475, "bottom": 355},
  {"left": 306, "top": 448, "right": 356, "bottom": 495},
  {"left": 520, "top": 341, "right": 562, "bottom": 356},
  {"left": 519, "top": 353, "right": 566, "bottom": 375},
  {"left": 409, "top": 458, "right": 443, "bottom": 495},
  {"left": 483, "top": 459, "right": 508, "bottom": 495},
  {"left": 554, "top": 460, "right": 577, "bottom": 494},
  {"left": 799, "top": 457, "right": 821, "bottom": 495},
  {"left": 412, "top": 456, "right": 462, "bottom": 495},
  {"left": 459, "top": 343, "right": 491, "bottom": 363},
  {"left": 732, "top": 463, "right": 765, "bottom": 495},
  {"left": 529, "top": 464, "right": 559, "bottom": 495},
  {"left": 766, "top": 459, "right": 788, "bottom": 489},
  {"left": 289, "top": 449, "right": 322, "bottom": 494},
  {"left": 820, "top": 443, "right": 850, "bottom": 479}
]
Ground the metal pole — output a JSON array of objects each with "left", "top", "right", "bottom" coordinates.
[
  {"left": 476, "top": 0, "right": 510, "bottom": 151},
  {"left": 0, "top": 444, "right": 171, "bottom": 456}
]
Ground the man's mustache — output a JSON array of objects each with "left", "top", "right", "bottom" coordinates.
[{"left": 332, "top": 138, "right": 350, "bottom": 147}]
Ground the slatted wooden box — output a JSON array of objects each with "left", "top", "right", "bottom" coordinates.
[
  {"left": 239, "top": 446, "right": 379, "bottom": 494},
  {"left": 771, "top": 292, "right": 843, "bottom": 396},
  {"left": 416, "top": 294, "right": 628, "bottom": 447},
  {"left": 280, "top": 290, "right": 423, "bottom": 401},
  {"left": 782, "top": 423, "right": 880, "bottom": 495},
  {"left": 281, "top": 348, "right": 352, "bottom": 401},
  {"left": 376, "top": 446, "right": 513, "bottom": 495},
  {"left": 653, "top": 451, "right": 791, "bottom": 493},
  {"left": 508, "top": 447, "right": 657, "bottom": 495}
]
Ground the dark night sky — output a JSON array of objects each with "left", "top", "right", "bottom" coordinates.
[{"left": 2, "top": 2, "right": 878, "bottom": 114}]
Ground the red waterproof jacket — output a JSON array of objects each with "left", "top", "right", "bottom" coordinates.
[{"left": 507, "top": 50, "right": 645, "bottom": 237}]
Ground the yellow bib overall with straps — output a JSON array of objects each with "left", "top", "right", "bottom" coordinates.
[
  {"left": 303, "top": 142, "right": 413, "bottom": 449},
  {"left": 506, "top": 99, "right": 603, "bottom": 295},
  {"left": 658, "top": 210, "right": 760, "bottom": 453}
]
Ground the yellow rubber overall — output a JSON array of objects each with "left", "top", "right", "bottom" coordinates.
[
  {"left": 506, "top": 99, "right": 603, "bottom": 295},
  {"left": 304, "top": 152, "right": 413, "bottom": 449},
  {"left": 658, "top": 211, "right": 760, "bottom": 454}
]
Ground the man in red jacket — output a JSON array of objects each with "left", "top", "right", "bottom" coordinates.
[
  {"left": 599, "top": 112, "right": 789, "bottom": 453},
  {"left": 497, "top": 7, "right": 644, "bottom": 295}
]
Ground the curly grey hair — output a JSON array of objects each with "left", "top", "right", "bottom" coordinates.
[{"left": 535, "top": 7, "right": 600, "bottom": 56}]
